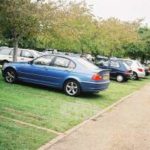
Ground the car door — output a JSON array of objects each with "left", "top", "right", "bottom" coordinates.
[
  {"left": 109, "top": 60, "right": 120, "bottom": 78},
  {"left": 49, "top": 56, "right": 73, "bottom": 87},
  {"left": 17, "top": 55, "right": 55, "bottom": 85}
]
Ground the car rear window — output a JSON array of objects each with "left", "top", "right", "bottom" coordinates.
[
  {"left": 110, "top": 61, "right": 120, "bottom": 68},
  {"left": 68, "top": 61, "right": 76, "bottom": 69},
  {"left": 125, "top": 60, "right": 133, "bottom": 66},
  {"left": 123, "top": 62, "right": 130, "bottom": 70},
  {"left": 77, "top": 58, "right": 99, "bottom": 70}
]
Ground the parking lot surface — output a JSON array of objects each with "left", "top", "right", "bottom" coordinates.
[{"left": 49, "top": 84, "right": 150, "bottom": 150}]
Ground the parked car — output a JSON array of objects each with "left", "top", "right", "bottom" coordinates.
[
  {"left": 96, "top": 56, "right": 108, "bottom": 63},
  {"left": 142, "top": 64, "right": 150, "bottom": 76},
  {"left": 2, "top": 55, "right": 110, "bottom": 96},
  {"left": 97, "top": 59, "right": 132, "bottom": 82},
  {"left": 0, "top": 47, "right": 40, "bottom": 65},
  {"left": 43, "top": 49, "right": 58, "bottom": 55},
  {"left": 123, "top": 59, "right": 145, "bottom": 80}
]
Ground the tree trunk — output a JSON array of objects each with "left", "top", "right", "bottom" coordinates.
[{"left": 13, "top": 38, "right": 19, "bottom": 62}]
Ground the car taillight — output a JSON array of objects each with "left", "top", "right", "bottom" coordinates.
[
  {"left": 138, "top": 68, "right": 143, "bottom": 72},
  {"left": 92, "top": 73, "right": 102, "bottom": 81}
]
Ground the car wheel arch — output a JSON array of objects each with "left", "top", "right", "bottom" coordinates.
[
  {"left": 132, "top": 71, "right": 139, "bottom": 80},
  {"left": 63, "top": 78, "right": 81, "bottom": 89},
  {"left": 3, "top": 67, "right": 18, "bottom": 83},
  {"left": 63, "top": 78, "right": 82, "bottom": 96},
  {"left": 4, "top": 67, "right": 17, "bottom": 75},
  {"left": 2, "top": 60, "right": 9, "bottom": 65}
]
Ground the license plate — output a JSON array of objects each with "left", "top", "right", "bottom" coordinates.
[{"left": 103, "top": 74, "right": 110, "bottom": 80}]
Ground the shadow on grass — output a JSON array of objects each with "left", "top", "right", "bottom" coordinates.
[
  {"left": 17, "top": 81, "right": 63, "bottom": 93},
  {"left": 13, "top": 81, "right": 104, "bottom": 100}
]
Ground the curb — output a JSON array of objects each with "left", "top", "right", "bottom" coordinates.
[{"left": 38, "top": 87, "right": 143, "bottom": 150}]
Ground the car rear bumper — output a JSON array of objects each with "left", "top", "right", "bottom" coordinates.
[
  {"left": 81, "top": 80, "right": 110, "bottom": 92},
  {"left": 137, "top": 72, "right": 145, "bottom": 78}
]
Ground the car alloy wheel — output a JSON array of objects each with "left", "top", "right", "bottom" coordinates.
[
  {"left": 64, "top": 80, "right": 80, "bottom": 96},
  {"left": 4, "top": 69, "right": 17, "bottom": 83},
  {"left": 131, "top": 72, "right": 138, "bottom": 80},
  {"left": 116, "top": 75, "right": 124, "bottom": 82}
]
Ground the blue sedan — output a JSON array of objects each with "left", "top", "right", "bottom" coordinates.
[{"left": 2, "top": 55, "right": 110, "bottom": 96}]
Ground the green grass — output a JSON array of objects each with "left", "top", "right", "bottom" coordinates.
[
  {"left": 0, "top": 71, "right": 150, "bottom": 150},
  {"left": 0, "top": 118, "right": 56, "bottom": 150}
]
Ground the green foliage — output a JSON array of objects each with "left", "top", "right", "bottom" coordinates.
[
  {"left": 97, "top": 18, "right": 139, "bottom": 57},
  {"left": 0, "top": 0, "right": 148, "bottom": 60},
  {"left": 0, "top": 0, "right": 39, "bottom": 61},
  {"left": 0, "top": 0, "right": 39, "bottom": 38},
  {"left": 125, "top": 27, "right": 150, "bottom": 62}
]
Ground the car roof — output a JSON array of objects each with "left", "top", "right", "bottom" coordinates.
[{"left": 41, "top": 54, "right": 78, "bottom": 60}]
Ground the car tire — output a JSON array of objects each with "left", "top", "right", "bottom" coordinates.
[
  {"left": 131, "top": 72, "right": 139, "bottom": 80},
  {"left": 116, "top": 75, "right": 124, "bottom": 82},
  {"left": 64, "top": 80, "right": 81, "bottom": 96},
  {"left": 4, "top": 68, "right": 17, "bottom": 83}
]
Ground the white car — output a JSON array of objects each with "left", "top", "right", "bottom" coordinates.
[
  {"left": 0, "top": 47, "right": 40, "bottom": 65},
  {"left": 124, "top": 59, "right": 145, "bottom": 80}
]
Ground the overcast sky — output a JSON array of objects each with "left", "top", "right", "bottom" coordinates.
[{"left": 79, "top": 0, "right": 150, "bottom": 25}]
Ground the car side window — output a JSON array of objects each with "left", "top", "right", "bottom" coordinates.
[
  {"left": 0, "top": 49, "right": 12, "bottom": 55},
  {"left": 10, "top": 50, "right": 21, "bottom": 56},
  {"left": 110, "top": 61, "right": 120, "bottom": 68},
  {"left": 21, "top": 51, "right": 34, "bottom": 58},
  {"left": 68, "top": 61, "right": 76, "bottom": 69},
  {"left": 53, "top": 57, "right": 70, "bottom": 68},
  {"left": 33, "top": 55, "right": 54, "bottom": 66}
]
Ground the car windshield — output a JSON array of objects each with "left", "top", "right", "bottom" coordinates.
[{"left": 77, "top": 58, "right": 99, "bottom": 70}]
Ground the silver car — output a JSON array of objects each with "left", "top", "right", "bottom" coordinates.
[{"left": 0, "top": 47, "right": 40, "bottom": 65}]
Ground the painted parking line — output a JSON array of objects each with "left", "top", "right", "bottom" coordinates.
[{"left": 0, "top": 115, "right": 62, "bottom": 135}]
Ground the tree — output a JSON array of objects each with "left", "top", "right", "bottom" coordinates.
[
  {"left": 97, "top": 18, "right": 139, "bottom": 57},
  {"left": 125, "top": 27, "right": 150, "bottom": 63},
  {"left": 0, "top": 0, "right": 39, "bottom": 61}
]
